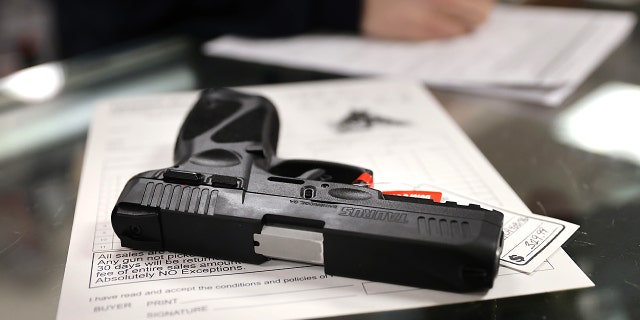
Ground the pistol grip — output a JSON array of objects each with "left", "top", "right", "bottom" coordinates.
[{"left": 173, "top": 88, "right": 279, "bottom": 179}]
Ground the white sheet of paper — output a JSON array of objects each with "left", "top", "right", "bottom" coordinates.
[
  {"left": 57, "top": 79, "right": 592, "bottom": 320},
  {"left": 203, "top": 4, "right": 636, "bottom": 106}
]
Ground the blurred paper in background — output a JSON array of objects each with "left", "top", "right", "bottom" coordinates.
[{"left": 204, "top": 4, "right": 636, "bottom": 106}]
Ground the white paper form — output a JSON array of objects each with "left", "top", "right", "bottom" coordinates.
[
  {"left": 57, "top": 79, "right": 592, "bottom": 320},
  {"left": 203, "top": 4, "right": 636, "bottom": 106}
]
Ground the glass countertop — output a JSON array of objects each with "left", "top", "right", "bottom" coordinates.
[{"left": 1, "top": 5, "right": 640, "bottom": 318}]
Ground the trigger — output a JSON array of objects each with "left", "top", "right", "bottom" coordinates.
[{"left": 297, "top": 168, "right": 327, "bottom": 180}]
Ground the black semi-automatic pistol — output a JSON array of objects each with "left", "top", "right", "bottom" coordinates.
[{"left": 111, "top": 88, "right": 504, "bottom": 292}]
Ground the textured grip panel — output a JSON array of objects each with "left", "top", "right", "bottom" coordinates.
[
  {"left": 182, "top": 98, "right": 240, "bottom": 140},
  {"left": 173, "top": 88, "right": 280, "bottom": 177},
  {"left": 212, "top": 106, "right": 267, "bottom": 143}
]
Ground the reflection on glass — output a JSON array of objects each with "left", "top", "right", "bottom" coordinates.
[
  {"left": 554, "top": 82, "right": 640, "bottom": 164},
  {"left": 0, "top": 62, "right": 65, "bottom": 102}
]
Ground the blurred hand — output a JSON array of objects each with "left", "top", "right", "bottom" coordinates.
[{"left": 361, "top": 0, "right": 495, "bottom": 40}]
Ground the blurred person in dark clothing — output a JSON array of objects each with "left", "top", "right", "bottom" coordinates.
[{"left": 54, "top": 0, "right": 495, "bottom": 58}]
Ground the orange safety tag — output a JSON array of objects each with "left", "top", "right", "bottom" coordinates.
[
  {"left": 352, "top": 172, "right": 374, "bottom": 187},
  {"left": 382, "top": 190, "right": 443, "bottom": 202}
]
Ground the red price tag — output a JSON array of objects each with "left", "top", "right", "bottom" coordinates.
[{"left": 382, "top": 190, "right": 443, "bottom": 202}]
